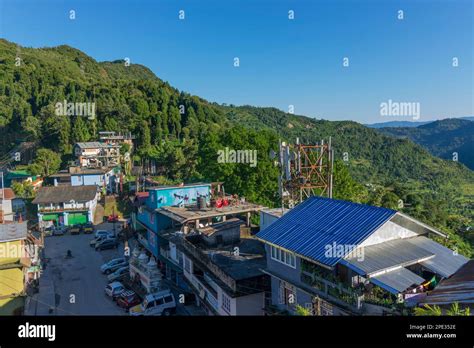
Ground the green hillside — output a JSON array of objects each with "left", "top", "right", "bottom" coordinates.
[
  {"left": 0, "top": 39, "right": 472, "bottom": 256},
  {"left": 378, "top": 119, "right": 474, "bottom": 170}
]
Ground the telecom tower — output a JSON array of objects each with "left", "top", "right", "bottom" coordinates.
[{"left": 274, "top": 137, "right": 334, "bottom": 209}]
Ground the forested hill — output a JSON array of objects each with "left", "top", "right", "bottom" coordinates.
[
  {"left": 377, "top": 118, "right": 474, "bottom": 170},
  {"left": 0, "top": 39, "right": 472, "bottom": 256}
]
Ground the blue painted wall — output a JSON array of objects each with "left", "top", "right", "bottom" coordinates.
[{"left": 146, "top": 185, "right": 211, "bottom": 209}]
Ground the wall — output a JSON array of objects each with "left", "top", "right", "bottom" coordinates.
[
  {"left": 71, "top": 174, "right": 105, "bottom": 187},
  {"left": 359, "top": 220, "right": 419, "bottom": 248},
  {"left": 265, "top": 244, "right": 301, "bottom": 283},
  {"left": 260, "top": 210, "right": 282, "bottom": 231},
  {"left": 235, "top": 292, "right": 265, "bottom": 315},
  {"left": 146, "top": 185, "right": 211, "bottom": 209}
]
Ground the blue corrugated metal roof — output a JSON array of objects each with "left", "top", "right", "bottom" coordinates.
[{"left": 256, "top": 196, "right": 396, "bottom": 268}]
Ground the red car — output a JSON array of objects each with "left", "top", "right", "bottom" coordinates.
[
  {"left": 107, "top": 214, "right": 119, "bottom": 223},
  {"left": 116, "top": 290, "right": 141, "bottom": 311}
]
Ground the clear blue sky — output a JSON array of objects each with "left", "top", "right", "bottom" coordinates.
[{"left": 0, "top": 0, "right": 472, "bottom": 123}]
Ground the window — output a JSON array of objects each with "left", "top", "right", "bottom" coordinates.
[
  {"left": 279, "top": 281, "right": 297, "bottom": 306},
  {"left": 184, "top": 257, "right": 191, "bottom": 273},
  {"left": 155, "top": 298, "right": 164, "bottom": 306},
  {"left": 164, "top": 295, "right": 173, "bottom": 303},
  {"left": 270, "top": 246, "right": 296, "bottom": 268},
  {"left": 222, "top": 293, "right": 231, "bottom": 314}
]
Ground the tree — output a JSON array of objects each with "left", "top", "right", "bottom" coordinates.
[
  {"left": 72, "top": 116, "right": 91, "bottom": 143},
  {"left": 29, "top": 148, "right": 61, "bottom": 176},
  {"left": 294, "top": 305, "right": 311, "bottom": 316},
  {"left": 414, "top": 302, "right": 470, "bottom": 316}
]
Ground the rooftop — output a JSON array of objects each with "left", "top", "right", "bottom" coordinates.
[
  {"left": 0, "top": 188, "right": 16, "bottom": 200},
  {"left": 197, "top": 218, "right": 244, "bottom": 236},
  {"left": 75, "top": 142, "right": 120, "bottom": 149},
  {"left": 261, "top": 208, "right": 289, "bottom": 218},
  {"left": 166, "top": 231, "right": 266, "bottom": 281},
  {"left": 0, "top": 221, "right": 28, "bottom": 242},
  {"left": 145, "top": 182, "right": 211, "bottom": 190},
  {"left": 32, "top": 185, "right": 97, "bottom": 204},
  {"left": 50, "top": 167, "right": 112, "bottom": 177},
  {"left": 158, "top": 202, "right": 264, "bottom": 224},
  {"left": 420, "top": 260, "right": 474, "bottom": 306},
  {"left": 256, "top": 196, "right": 397, "bottom": 268}
]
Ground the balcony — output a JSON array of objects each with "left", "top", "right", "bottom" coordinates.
[{"left": 38, "top": 206, "right": 88, "bottom": 213}]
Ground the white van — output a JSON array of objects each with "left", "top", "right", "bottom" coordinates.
[{"left": 129, "top": 289, "right": 176, "bottom": 316}]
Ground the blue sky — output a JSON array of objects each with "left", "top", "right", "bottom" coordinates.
[{"left": 0, "top": 0, "right": 472, "bottom": 123}]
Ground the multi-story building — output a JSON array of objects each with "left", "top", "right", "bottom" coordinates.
[
  {"left": 49, "top": 166, "right": 119, "bottom": 194},
  {"left": 131, "top": 183, "right": 268, "bottom": 314},
  {"left": 256, "top": 196, "right": 469, "bottom": 315},
  {"left": 74, "top": 142, "right": 121, "bottom": 168},
  {"left": 32, "top": 185, "right": 99, "bottom": 227},
  {"left": 0, "top": 221, "right": 41, "bottom": 315},
  {"left": 160, "top": 219, "right": 269, "bottom": 315},
  {"left": 0, "top": 188, "right": 15, "bottom": 223}
]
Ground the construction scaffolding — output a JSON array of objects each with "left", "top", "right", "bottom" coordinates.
[{"left": 276, "top": 138, "right": 334, "bottom": 209}]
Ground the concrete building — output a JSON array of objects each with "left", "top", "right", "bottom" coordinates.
[
  {"left": 160, "top": 220, "right": 269, "bottom": 315},
  {"left": 32, "top": 185, "right": 99, "bottom": 227},
  {"left": 0, "top": 188, "right": 15, "bottom": 223},
  {"left": 256, "top": 196, "right": 469, "bottom": 316},
  {"left": 50, "top": 166, "right": 119, "bottom": 194},
  {"left": 74, "top": 142, "right": 121, "bottom": 168},
  {"left": 0, "top": 221, "right": 42, "bottom": 315}
]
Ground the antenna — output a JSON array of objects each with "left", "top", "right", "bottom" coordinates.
[{"left": 276, "top": 137, "right": 334, "bottom": 209}]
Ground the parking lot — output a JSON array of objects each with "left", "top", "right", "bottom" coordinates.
[{"left": 26, "top": 222, "right": 127, "bottom": 315}]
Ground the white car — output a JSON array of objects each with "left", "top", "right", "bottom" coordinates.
[
  {"left": 105, "top": 281, "right": 125, "bottom": 299},
  {"left": 100, "top": 258, "right": 126, "bottom": 274},
  {"left": 129, "top": 289, "right": 176, "bottom": 316}
]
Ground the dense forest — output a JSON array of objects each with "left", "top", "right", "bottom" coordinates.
[
  {"left": 378, "top": 118, "right": 474, "bottom": 170},
  {"left": 0, "top": 39, "right": 472, "bottom": 256}
]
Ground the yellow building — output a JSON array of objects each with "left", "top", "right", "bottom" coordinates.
[{"left": 0, "top": 222, "right": 31, "bottom": 315}]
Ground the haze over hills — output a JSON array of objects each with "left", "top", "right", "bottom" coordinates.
[
  {"left": 365, "top": 117, "right": 474, "bottom": 128},
  {"left": 377, "top": 119, "right": 474, "bottom": 170},
  {"left": 0, "top": 39, "right": 472, "bottom": 256}
]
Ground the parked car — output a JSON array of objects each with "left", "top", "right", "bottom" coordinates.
[
  {"left": 69, "top": 225, "right": 81, "bottom": 235},
  {"left": 116, "top": 290, "right": 141, "bottom": 311},
  {"left": 95, "top": 229, "right": 111, "bottom": 238},
  {"left": 43, "top": 226, "right": 54, "bottom": 237},
  {"left": 100, "top": 258, "right": 127, "bottom": 274},
  {"left": 81, "top": 222, "right": 94, "bottom": 234},
  {"left": 129, "top": 289, "right": 176, "bottom": 316},
  {"left": 105, "top": 281, "right": 125, "bottom": 300},
  {"left": 90, "top": 233, "right": 114, "bottom": 247},
  {"left": 107, "top": 266, "right": 129, "bottom": 282},
  {"left": 52, "top": 226, "right": 67, "bottom": 236},
  {"left": 96, "top": 238, "right": 119, "bottom": 251},
  {"left": 107, "top": 214, "right": 120, "bottom": 223}
]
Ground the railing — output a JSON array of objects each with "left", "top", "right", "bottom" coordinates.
[
  {"left": 179, "top": 238, "right": 237, "bottom": 292},
  {"left": 38, "top": 206, "right": 88, "bottom": 212},
  {"left": 301, "top": 271, "right": 361, "bottom": 307}
]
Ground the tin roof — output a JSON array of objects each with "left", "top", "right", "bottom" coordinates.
[
  {"left": 420, "top": 260, "right": 474, "bottom": 305},
  {"left": 371, "top": 268, "right": 425, "bottom": 294},
  {"left": 32, "top": 185, "right": 97, "bottom": 204},
  {"left": 255, "top": 196, "right": 396, "bottom": 267},
  {"left": 415, "top": 237, "right": 469, "bottom": 278},
  {"left": 342, "top": 237, "right": 436, "bottom": 276}
]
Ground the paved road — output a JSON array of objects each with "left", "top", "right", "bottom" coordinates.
[{"left": 28, "top": 222, "right": 126, "bottom": 315}]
